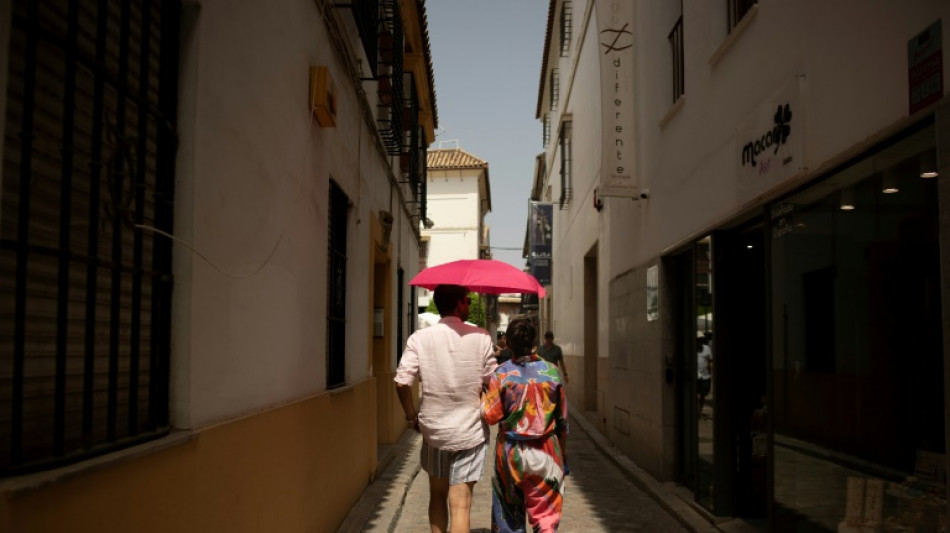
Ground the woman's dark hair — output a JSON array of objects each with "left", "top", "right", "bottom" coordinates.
[
  {"left": 433, "top": 284, "right": 468, "bottom": 316},
  {"left": 506, "top": 318, "right": 536, "bottom": 357}
]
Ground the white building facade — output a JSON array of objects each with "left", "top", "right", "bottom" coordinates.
[
  {"left": 537, "top": 0, "right": 950, "bottom": 529},
  {"left": 418, "top": 147, "right": 492, "bottom": 310}
]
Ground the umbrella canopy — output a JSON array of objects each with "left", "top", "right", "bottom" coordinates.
[{"left": 410, "top": 259, "right": 546, "bottom": 297}]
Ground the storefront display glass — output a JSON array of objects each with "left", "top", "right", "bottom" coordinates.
[{"left": 769, "top": 122, "right": 944, "bottom": 531}]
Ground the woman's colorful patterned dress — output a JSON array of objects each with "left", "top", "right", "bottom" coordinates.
[{"left": 481, "top": 354, "right": 568, "bottom": 533}]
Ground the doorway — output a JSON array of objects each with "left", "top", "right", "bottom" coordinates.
[
  {"left": 675, "top": 224, "right": 767, "bottom": 525},
  {"left": 584, "top": 247, "right": 599, "bottom": 413},
  {"left": 713, "top": 224, "right": 768, "bottom": 523}
]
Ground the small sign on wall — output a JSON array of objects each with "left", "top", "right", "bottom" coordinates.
[
  {"left": 646, "top": 265, "right": 658, "bottom": 321},
  {"left": 373, "top": 308, "right": 384, "bottom": 337},
  {"left": 908, "top": 19, "right": 943, "bottom": 115}
]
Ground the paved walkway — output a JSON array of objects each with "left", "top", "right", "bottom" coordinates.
[{"left": 338, "top": 409, "right": 720, "bottom": 533}]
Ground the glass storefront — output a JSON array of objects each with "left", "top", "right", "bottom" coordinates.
[{"left": 769, "top": 122, "right": 945, "bottom": 531}]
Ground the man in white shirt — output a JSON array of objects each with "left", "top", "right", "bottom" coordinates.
[{"left": 395, "top": 284, "right": 496, "bottom": 533}]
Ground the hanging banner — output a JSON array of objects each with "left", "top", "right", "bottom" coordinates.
[
  {"left": 529, "top": 202, "right": 553, "bottom": 285},
  {"left": 596, "top": 0, "right": 638, "bottom": 198}
]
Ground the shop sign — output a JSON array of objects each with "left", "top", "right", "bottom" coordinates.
[
  {"left": 529, "top": 202, "right": 553, "bottom": 285},
  {"left": 908, "top": 19, "right": 943, "bottom": 115},
  {"left": 737, "top": 78, "right": 804, "bottom": 197},
  {"left": 596, "top": 0, "right": 638, "bottom": 198}
]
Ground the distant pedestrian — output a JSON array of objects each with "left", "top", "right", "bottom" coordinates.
[
  {"left": 395, "top": 284, "right": 497, "bottom": 533},
  {"left": 495, "top": 331, "right": 513, "bottom": 364},
  {"left": 536, "top": 330, "right": 569, "bottom": 384},
  {"left": 697, "top": 333, "right": 713, "bottom": 419},
  {"left": 482, "top": 318, "right": 569, "bottom": 533}
]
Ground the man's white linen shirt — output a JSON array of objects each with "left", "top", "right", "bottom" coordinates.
[{"left": 394, "top": 317, "right": 497, "bottom": 451}]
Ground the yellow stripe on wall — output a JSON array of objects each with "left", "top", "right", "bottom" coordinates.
[{"left": 1, "top": 378, "right": 376, "bottom": 533}]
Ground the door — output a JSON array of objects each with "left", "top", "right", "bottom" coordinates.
[{"left": 712, "top": 223, "right": 767, "bottom": 523}]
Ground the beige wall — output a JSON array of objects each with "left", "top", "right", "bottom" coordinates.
[{"left": 1, "top": 379, "right": 376, "bottom": 533}]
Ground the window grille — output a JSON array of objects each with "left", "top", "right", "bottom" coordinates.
[
  {"left": 669, "top": 15, "right": 684, "bottom": 103},
  {"left": 549, "top": 69, "right": 559, "bottom": 112},
  {"left": 559, "top": 122, "right": 573, "bottom": 210},
  {"left": 559, "top": 2, "right": 573, "bottom": 57},
  {"left": 1, "top": 0, "right": 178, "bottom": 476},
  {"left": 376, "top": 0, "right": 404, "bottom": 155},
  {"left": 327, "top": 181, "right": 349, "bottom": 389},
  {"left": 727, "top": 0, "right": 757, "bottom": 33},
  {"left": 543, "top": 114, "right": 551, "bottom": 148}
]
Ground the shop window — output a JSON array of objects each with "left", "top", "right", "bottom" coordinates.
[{"left": 769, "top": 123, "right": 944, "bottom": 530}]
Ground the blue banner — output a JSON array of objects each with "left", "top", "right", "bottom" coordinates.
[{"left": 529, "top": 202, "right": 553, "bottom": 285}]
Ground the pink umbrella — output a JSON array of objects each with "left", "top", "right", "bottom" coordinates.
[{"left": 409, "top": 259, "right": 546, "bottom": 297}]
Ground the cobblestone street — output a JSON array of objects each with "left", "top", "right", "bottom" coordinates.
[{"left": 342, "top": 410, "right": 699, "bottom": 533}]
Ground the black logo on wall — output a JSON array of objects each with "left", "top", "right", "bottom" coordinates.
[
  {"left": 600, "top": 24, "right": 633, "bottom": 54},
  {"left": 742, "top": 103, "right": 792, "bottom": 168}
]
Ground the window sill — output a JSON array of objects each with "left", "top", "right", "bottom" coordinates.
[
  {"left": 659, "top": 96, "right": 686, "bottom": 129},
  {"left": 328, "top": 382, "right": 357, "bottom": 395},
  {"left": 709, "top": 4, "right": 759, "bottom": 67},
  {"left": 0, "top": 430, "right": 197, "bottom": 497}
]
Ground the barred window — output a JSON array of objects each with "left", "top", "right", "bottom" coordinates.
[
  {"left": 327, "top": 181, "right": 349, "bottom": 389},
  {"left": 559, "top": 1, "right": 573, "bottom": 57},
  {"left": 345, "top": 0, "right": 380, "bottom": 78},
  {"left": 1, "top": 0, "right": 179, "bottom": 476},
  {"left": 558, "top": 121, "right": 573, "bottom": 210},
  {"left": 669, "top": 15, "right": 684, "bottom": 103},
  {"left": 549, "top": 69, "right": 559, "bottom": 112},
  {"left": 543, "top": 114, "right": 551, "bottom": 148},
  {"left": 727, "top": 0, "right": 757, "bottom": 33}
]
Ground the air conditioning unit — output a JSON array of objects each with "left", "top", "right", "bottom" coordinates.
[{"left": 309, "top": 66, "right": 337, "bottom": 127}]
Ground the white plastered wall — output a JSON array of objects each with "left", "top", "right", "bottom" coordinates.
[{"left": 171, "top": 0, "right": 403, "bottom": 428}]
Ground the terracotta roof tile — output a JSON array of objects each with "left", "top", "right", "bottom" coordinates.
[
  {"left": 418, "top": 0, "right": 439, "bottom": 129},
  {"left": 427, "top": 148, "right": 489, "bottom": 169},
  {"left": 536, "top": 0, "right": 557, "bottom": 119}
]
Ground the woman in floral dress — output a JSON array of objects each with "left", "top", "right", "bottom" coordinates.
[{"left": 481, "top": 318, "right": 569, "bottom": 532}]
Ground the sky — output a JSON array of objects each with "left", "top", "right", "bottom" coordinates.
[{"left": 424, "top": 0, "right": 549, "bottom": 269}]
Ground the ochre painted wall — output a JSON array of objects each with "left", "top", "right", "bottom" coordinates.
[{"left": 1, "top": 378, "right": 376, "bottom": 533}]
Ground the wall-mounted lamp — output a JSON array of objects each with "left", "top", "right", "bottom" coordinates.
[
  {"left": 920, "top": 150, "right": 939, "bottom": 178},
  {"left": 379, "top": 210, "right": 394, "bottom": 246},
  {"left": 423, "top": 218, "right": 435, "bottom": 229},
  {"left": 839, "top": 188, "right": 855, "bottom": 211}
]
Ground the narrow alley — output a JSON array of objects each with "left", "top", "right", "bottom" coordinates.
[{"left": 338, "top": 410, "right": 711, "bottom": 533}]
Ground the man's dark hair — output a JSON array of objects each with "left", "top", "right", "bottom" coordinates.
[
  {"left": 433, "top": 284, "right": 468, "bottom": 316},
  {"left": 507, "top": 319, "right": 537, "bottom": 357},
  {"left": 544, "top": 331, "right": 554, "bottom": 340}
]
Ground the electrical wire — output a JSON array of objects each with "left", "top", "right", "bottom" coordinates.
[{"left": 133, "top": 111, "right": 314, "bottom": 280}]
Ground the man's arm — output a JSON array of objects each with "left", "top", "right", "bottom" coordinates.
[
  {"left": 394, "top": 335, "right": 420, "bottom": 432},
  {"left": 396, "top": 384, "right": 420, "bottom": 432},
  {"left": 558, "top": 346, "right": 569, "bottom": 385}
]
